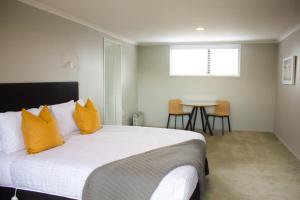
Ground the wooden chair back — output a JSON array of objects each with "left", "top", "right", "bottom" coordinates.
[
  {"left": 168, "top": 99, "right": 183, "bottom": 114},
  {"left": 215, "top": 100, "right": 230, "bottom": 116}
]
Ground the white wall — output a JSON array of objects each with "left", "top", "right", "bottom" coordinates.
[
  {"left": 138, "top": 44, "right": 278, "bottom": 132},
  {"left": 275, "top": 29, "right": 300, "bottom": 160},
  {"left": 0, "top": 0, "right": 138, "bottom": 125}
]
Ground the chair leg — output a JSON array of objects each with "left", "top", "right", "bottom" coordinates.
[
  {"left": 175, "top": 115, "right": 177, "bottom": 129},
  {"left": 222, "top": 117, "right": 224, "bottom": 136},
  {"left": 213, "top": 116, "right": 215, "bottom": 130},
  {"left": 227, "top": 116, "right": 231, "bottom": 132},
  {"left": 167, "top": 114, "right": 170, "bottom": 128},
  {"left": 182, "top": 115, "right": 184, "bottom": 129}
]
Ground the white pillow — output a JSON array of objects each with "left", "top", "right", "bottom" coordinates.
[
  {"left": 50, "top": 100, "right": 78, "bottom": 136},
  {"left": 77, "top": 99, "right": 84, "bottom": 105},
  {"left": 0, "top": 108, "right": 40, "bottom": 154}
]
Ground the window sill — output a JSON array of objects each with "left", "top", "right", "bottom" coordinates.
[{"left": 169, "top": 74, "right": 240, "bottom": 78}]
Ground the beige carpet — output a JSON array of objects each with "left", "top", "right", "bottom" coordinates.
[{"left": 202, "top": 131, "right": 300, "bottom": 200}]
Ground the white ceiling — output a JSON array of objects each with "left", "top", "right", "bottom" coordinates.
[{"left": 19, "top": 0, "right": 300, "bottom": 45}]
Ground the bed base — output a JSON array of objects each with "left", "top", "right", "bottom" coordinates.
[
  {"left": 0, "top": 183, "right": 200, "bottom": 200},
  {"left": 0, "top": 186, "right": 71, "bottom": 200},
  {"left": 0, "top": 82, "right": 206, "bottom": 200}
]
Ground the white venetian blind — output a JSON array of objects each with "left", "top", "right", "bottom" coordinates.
[
  {"left": 209, "top": 48, "right": 240, "bottom": 76},
  {"left": 170, "top": 45, "right": 241, "bottom": 77}
]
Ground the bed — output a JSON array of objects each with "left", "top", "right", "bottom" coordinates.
[{"left": 0, "top": 82, "right": 208, "bottom": 200}]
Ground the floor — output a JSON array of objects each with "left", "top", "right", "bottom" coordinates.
[{"left": 202, "top": 131, "right": 300, "bottom": 200}]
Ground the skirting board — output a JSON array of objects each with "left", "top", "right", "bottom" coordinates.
[{"left": 274, "top": 132, "right": 300, "bottom": 161}]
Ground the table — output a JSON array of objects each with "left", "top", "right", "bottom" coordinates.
[{"left": 182, "top": 102, "right": 216, "bottom": 135}]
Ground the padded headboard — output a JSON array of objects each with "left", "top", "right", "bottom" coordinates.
[{"left": 0, "top": 82, "right": 79, "bottom": 112}]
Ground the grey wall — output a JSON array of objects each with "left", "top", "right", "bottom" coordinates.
[
  {"left": 275, "top": 29, "right": 300, "bottom": 160},
  {"left": 138, "top": 44, "right": 278, "bottom": 132},
  {"left": 0, "top": 0, "right": 138, "bottom": 125}
]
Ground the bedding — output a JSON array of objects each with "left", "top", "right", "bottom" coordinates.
[
  {"left": 50, "top": 100, "right": 78, "bottom": 136},
  {"left": 0, "top": 151, "right": 24, "bottom": 186},
  {"left": 0, "top": 108, "right": 40, "bottom": 154},
  {"left": 0, "top": 125, "right": 205, "bottom": 200},
  {"left": 73, "top": 99, "right": 101, "bottom": 134},
  {"left": 21, "top": 106, "right": 65, "bottom": 154},
  {"left": 83, "top": 139, "right": 206, "bottom": 200}
]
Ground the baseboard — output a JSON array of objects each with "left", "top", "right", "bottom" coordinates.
[
  {"left": 146, "top": 123, "right": 273, "bottom": 132},
  {"left": 274, "top": 132, "right": 300, "bottom": 161},
  {"left": 144, "top": 125, "right": 273, "bottom": 134}
]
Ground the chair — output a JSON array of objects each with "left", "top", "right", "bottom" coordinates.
[
  {"left": 167, "top": 99, "right": 190, "bottom": 129},
  {"left": 207, "top": 100, "right": 231, "bottom": 135}
]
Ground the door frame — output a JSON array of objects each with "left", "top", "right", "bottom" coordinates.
[{"left": 103, "top": 37, "right": 123, "bottom": 125}]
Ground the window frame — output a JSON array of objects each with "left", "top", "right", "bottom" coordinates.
[{"left": 169, "top": 44, "right": 241, "bottom": 77}]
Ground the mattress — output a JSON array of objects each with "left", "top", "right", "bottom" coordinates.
[{"left": 0, "top": 125, "right": 205, "bottom": 200}]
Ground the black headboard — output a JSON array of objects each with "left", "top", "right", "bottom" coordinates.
[{"left": 0, "top": 82, "right": 79, "bottom": 112}]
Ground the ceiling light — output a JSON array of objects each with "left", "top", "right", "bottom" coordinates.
[{"left": 196, "top": 27, "right": 205, "bottom": 31}]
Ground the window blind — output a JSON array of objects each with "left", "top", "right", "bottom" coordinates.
[{"left": 170, "top": 45, "right": 240, "bottom": 77}]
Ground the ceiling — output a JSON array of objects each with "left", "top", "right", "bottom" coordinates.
[{"left": 19, "top": 0, "right": 300, "bottom": 45}]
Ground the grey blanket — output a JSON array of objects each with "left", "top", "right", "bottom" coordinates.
[{"left": 82, "top": 139, "right": 206, "bottom": 200}]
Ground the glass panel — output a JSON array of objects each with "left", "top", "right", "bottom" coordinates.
[{"left": 170, "top": 48, "right": 208, "bottom": 76}]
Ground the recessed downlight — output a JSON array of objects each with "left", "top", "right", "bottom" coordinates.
[{"left": 196, "top": 27, "right": 205, "bottom": 31}]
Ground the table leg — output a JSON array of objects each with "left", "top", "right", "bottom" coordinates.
[
  {"left": 192, "top": 107, "right": 198, "bottom": 131},
  {"left": 200, "top": 107, "right": 206, "bottom": 132},
  {"left": 185, "top": 107, "right": 196, "bottom": 130},
  {"left": 202, "top": 107, "right": 213, "bottom": 136}
]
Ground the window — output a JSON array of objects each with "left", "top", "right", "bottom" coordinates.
[{"left": 170, "top": 45, "right": 240, "bottom": 76}]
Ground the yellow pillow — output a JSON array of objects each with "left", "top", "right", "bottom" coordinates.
[
  {"left": 73, "top": 99, "right": 102, "bottom": 134},
  {"left": 22, "top": 106, "right": 64, "bottom": 154}
]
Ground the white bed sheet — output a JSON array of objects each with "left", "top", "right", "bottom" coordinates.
[
  {"left": 0, "top": 126, "right": 205, "bottom": 200},
  {"left": 0, "top": 151, "right": 25, "bottom": 187}
]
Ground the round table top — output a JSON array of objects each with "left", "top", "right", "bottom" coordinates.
[{"left": 181, "top": 102, "right": 217, "bottom": 107}]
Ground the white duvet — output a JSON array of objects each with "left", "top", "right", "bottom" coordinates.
[{"left": 0, "top": 126, "right": 205, "bottom": 200}]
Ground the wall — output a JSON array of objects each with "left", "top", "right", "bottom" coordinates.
[
  {"left": 275, "top": 29, "right": 300, "bottom": 159},
  {"left": 138, "top": 44, "right": 278, "bottom": 132},
  {"left": 0, "top": 0, "right": 138, "bottom": 125}
]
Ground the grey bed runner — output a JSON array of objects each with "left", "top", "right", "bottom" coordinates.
[{"left": 82, "top": 139, "right": 206, "bottom": 200}]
